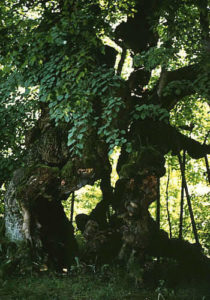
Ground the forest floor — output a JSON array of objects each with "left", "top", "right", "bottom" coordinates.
[{"left": 0, "top": 267, "right": 209, "bottom": 300}]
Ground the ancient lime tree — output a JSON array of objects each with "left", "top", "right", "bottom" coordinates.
[{"left": 0, "top": 0, "right": 209, "bottom": 275}]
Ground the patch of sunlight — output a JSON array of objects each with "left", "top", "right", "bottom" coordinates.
[
  {"left": 110, "top": 147, "right": 120, "bottom": 187},
  {"left": 62, "top": 148, "right": 121, "bottom": 221},
  {"left": 189, "top": 183, "right": 210, "bottom": 196},
  {"left": 74, "top": 182, "right": 102, "bottom": 215},
  {"left": 62, "top": 181, "right": 102, "bottom": 221}
]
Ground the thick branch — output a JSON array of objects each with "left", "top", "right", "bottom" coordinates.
[
  {"left": 134, "top": 119, "right": 210, "bottom": 159},
  {"left": 154, "top": 64, "right": 200, "bottom": 110},
  {"left": 115, "top": 0, "right": 159, "bottom": 53}
]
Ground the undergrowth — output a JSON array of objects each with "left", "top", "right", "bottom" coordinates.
[{"left": 0, "top": 265, "right": 209, "bottom": 300}]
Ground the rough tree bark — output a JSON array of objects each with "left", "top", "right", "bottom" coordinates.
[{"left": 3, "top": 104, "right": 105, "bottom": 270}]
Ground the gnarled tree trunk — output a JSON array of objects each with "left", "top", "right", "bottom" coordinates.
[{"left": 3, "top": 107, "right": 210, "bottom": 278}]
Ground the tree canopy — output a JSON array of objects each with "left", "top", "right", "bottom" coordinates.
[{"left": 0, "top": 0, "right": 209, "bottom": 171}]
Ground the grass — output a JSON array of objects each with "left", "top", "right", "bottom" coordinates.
[{"left": 0, "top": 267, "right": 209, "bottom": 300}]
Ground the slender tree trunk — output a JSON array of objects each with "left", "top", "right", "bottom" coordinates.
[
  {"left": 156, "top": 177, "right": 160, "bottom": 230},
  {"left": 204, "top": 155, "right": 210, "bottom": 184},
  {"left": 179, "top": 150, "right": 186, "bottom": 240},
  {"left": 165, "top": 167, "right": 172, "bottom": 238},
  {"left": 178, "top": 153, "right": 200, "bottom": 245},
  {"left": 203, "top": 131, "right": 210, "bottom": 184},
  {"left": 70, "top": 192, "right": 75, "bottom": 223},
  {"left": 156, "top": 177, "right": 161, "bottom": 262}
]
